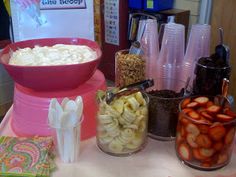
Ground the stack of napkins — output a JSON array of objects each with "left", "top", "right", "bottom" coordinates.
[{"left": 0, "top": 136, "right": 56, "bottom": 177}]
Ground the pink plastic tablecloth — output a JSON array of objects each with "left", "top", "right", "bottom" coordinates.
[{"left": 1, "top": 107, "right": 236, "bottom": 177}]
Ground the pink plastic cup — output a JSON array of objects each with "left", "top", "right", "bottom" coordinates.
[
  {"left": 157, "top": 23, "right": 185, "bottom": 88},
  {"left": 11, "top": 70, "right": 106, "bottom": 140},
  {"left": 182, "top": 24, "right": 211, "bottom": 83},
  {"left": 141, "top": 19, "right": 160, "bottom": 85}
]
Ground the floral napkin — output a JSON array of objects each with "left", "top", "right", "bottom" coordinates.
[{"left": 0, "top": 136, "right": 56, "bottom": 177}]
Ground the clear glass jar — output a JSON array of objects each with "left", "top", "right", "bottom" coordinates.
[
  {"left": 115, "top": 49, "right": 145, "bottom": 88},
  {"left": 96, "top": 91, "right": 149, "bottom": 156},
  {"left": 175, "top": 95, "right": 236, "bottom": 170},
  {"left": 148, "top": 78, "right": 191, "bottom": 141},
  {"left": 193, "top": 58, "right": 231, "bottom": 96}
]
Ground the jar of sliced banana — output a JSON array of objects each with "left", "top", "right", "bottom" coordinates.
[{"left": 96, "top": 89, "right": 149, "bottom": 156}]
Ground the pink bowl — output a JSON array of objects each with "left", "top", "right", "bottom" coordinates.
[{"left": 0, "top": 38, "right": 102, "bottom": 91}]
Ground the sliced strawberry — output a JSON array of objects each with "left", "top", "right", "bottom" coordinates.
[
  {"left": 198, "top": 125, "right": 209, "bottom": 134},
  {"left": 223, "top": 107, "right": 236, "bottom": 118},
  {"left": 181, "top": 98, "right": 191, "bottom": 109},
  {"left": 196, "top": 107, "right": 206, "bottom": 114},
  {"left": 200, "top": 162, "right": 212, "bottom": 168},
  {"left": 193, "top": 148, "right": 206, "bottom": 160},
  {"left": 179, "top": 112, "right": 190, "bottom": 125},
  {"left": 194, "top": 97, "right": 209, "bottom": 106},
  {"left": 188, "top": 111, "right": 200, "bottom": 120},
  {"left": 196, "top": 134, "right": 212, "bottom": 148},
  {"left": 182, "top": 108, "right": 193, "bottom": 114},
  {"left": 180, "top": 126, "right": 186, "bottom": 137},
  {"left": 206, "top": 101, "right": 214, "bottom": 108},
  {"left": 178, "top": 143, "right": 192, "bottom": 161},
  {"left": 197, "top": 117, "right": 212, "bottom": 124},
  {"left": 176, "top": 132, "right": 183, "bottom": 144},
  {"left": 206, "top": 105, "right": 221, "bottom": 114},
  {"left": 199, "top": 148, "right": 215, "bottom": 158},
  {"left": 224, "top": 127, "right": 236, "bottom": 145},
  {"left": 216, "top": 114, "right": 234, "bottom": 122},
  {"left": 185, "top": 123, "right": 200, "bottom": 136},
  {"left": 208, "top": 124, "right": 226, "bottom": 141},
  {"left": 204, "top": 157, "right": 215, "bottom": 163},
  {"left": 180, "top": 117, "right": 190, "bottom": 125},
  {"left": 213, "top": 141, "right": 224, "bottom": 151},
  {"left": 217, "top": 153, "right": 228, "bottom": 165},
  {"left": 201, "top": 111, "right": 213, "bottom": 121},
  {"left": 186, "top": 102, "right": 199, "bottom": 108},
  {"left": 186, "top": 134, "right": 199, "bottom": 148},
  {"left": 176, "top": 123, "right": 181, "bottom": 131}
]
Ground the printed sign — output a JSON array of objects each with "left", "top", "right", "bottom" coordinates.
[
  {"left": 104, "top": 0, "right": 119, "bottom": 46},
  {"left": 40, "top": 0, "right": 86, "bottom": 10}
]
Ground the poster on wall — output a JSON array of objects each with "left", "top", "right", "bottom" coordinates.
[
  {"left": 104, "top": 0, "right": 119, "bottom": 46},
  {"left": 10, "top": 0, "right": 94, "bottom": 42}
]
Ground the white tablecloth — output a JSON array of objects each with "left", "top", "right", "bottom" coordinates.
[{"left": 1, "top": 107, "right": 236, "bottom": 177}]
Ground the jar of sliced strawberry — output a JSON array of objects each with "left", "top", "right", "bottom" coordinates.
[{"left": 175, "top": 96, "right": 236, "bottom": 170}]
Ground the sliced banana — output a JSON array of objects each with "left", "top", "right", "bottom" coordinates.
[
  {"left": 105, "top": 104, "right": 121, "bottom": 117},
  {"left": 107, "top": 127, "right": 120, "bottom": 137},
  {"left": 125, "top": 143, "right": 139, "bottom": 150},
  {"left": 140, "top": 107, "right": 148, "bottom": 116},
  {"left": 119, "top": 133, "right": 132, "bottom": 143},
  {"left": 122, "top": 107, "right": 136, "bottom": 123},
  {"left": 118, "top": 116, "right": 127, "bottom": 125},
  {"left": 98, "top": 114, "right": 114, "bottom": 124},
  {"left": 123, "top": 124, "right": 138, "bottom": 130},
  {"left": 104, "top": 119, "right": 119, "bottom": 132},
  {"left": 138, "top": 120, "right": 146, "bottom": 132},
  {"left": 97, "top": 130, "right": 109, "bottom": 138},
  {"left": 127, "top": 97, "right": 140, "bottom": 110},
  {"left": 97, "top": 124, "right": 106, "bottom": 132},
  {"left": 125, "top": 134, "right": 144, "bottom": 150},
  {"left": 97, "top": 90, "right": 148, "bottom": 154},
  {"left": 114, "top": 136, "right": 128, "bottom": 145},
  {"left": 131, "top": 135, "right": 143, "bottom": 146},
  {"left": 98, "top": 135, "right": 113, "bottom": 145},
  {"left": 111, "top": 99, "right": 124, "bottom": 114},
  {"left": 133, "top": 115, "right": 144, "bottom": 126},
  {"left": 108, "top": 139, "right": 123, "bottom": 153},
  {"left": 121, "top": 128, "right": 135, "bottom": 139},
  {"left": 134, "top": 92, "right": 146, "bottom": 106},
  {"left": 98, "top": 101, "right": 107, "bottom": 114}
]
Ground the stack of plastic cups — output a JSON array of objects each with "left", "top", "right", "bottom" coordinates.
[
  {"left": 183, "top": 24, "right": 211, "bottom": 83},
  {"left": 157, "top": 23, "right": 185, "bottom": 88},
  {"left": 141, "top": 19, "right": 159, "bottom": 89}
]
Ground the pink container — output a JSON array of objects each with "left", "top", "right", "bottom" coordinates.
[
  {"left": 182, "top": 24, "right": 211, "bottom": 83},
  {"left": 0, "top": 38, "right": 102, "bottom": 91},
  {"left": 141, "top": 19, "right": 159, "bottom": 89},
  {"left": 157, "top": 23, "right": 185, "bottom": 87},
  {"left": 11, "top": 70, "right": 106, "bottom": 140}
]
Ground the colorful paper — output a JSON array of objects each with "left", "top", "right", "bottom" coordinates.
[{"left": 0, "top": 136, "right": 55, "bottom": 177}]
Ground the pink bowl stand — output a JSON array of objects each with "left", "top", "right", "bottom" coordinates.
[{"left": 11, "top": 70, "right": 106, "bottom": 140}]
